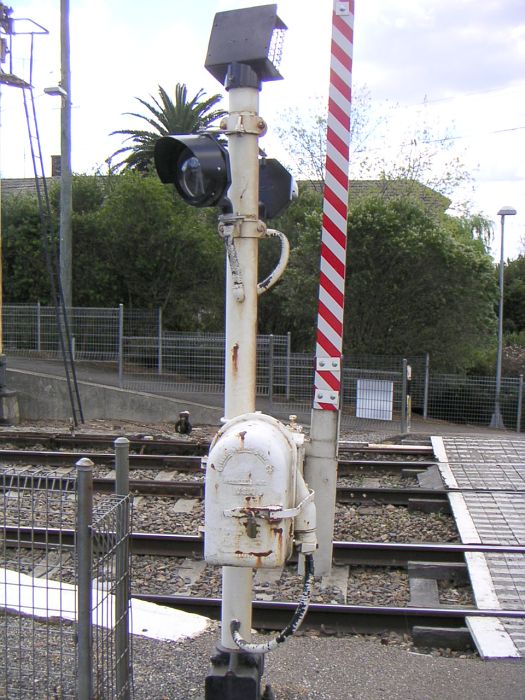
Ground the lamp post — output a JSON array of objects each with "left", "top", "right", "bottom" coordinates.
[
  {"left": 44, "top": 0, "right": 72, "bottom": 309},
  {"left": 490, "top": 206, "right": 517, "bottom": 429}
]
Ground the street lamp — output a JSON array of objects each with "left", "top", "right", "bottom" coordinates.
[{"left": 490, "top": 206, "right": 517, "bottom": 429}]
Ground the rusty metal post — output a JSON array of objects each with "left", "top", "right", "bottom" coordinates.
[{"left": 220, "top": 78, "right": 261, "bottom": 653}]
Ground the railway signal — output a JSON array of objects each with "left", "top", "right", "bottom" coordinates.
[
  {"left": 154, "top": 5, "right": 315, "bottom": 700},
  {"left": 154, "top": 135, "right": 296, "bottom": 218}
]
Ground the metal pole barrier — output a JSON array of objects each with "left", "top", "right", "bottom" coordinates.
[
  {"left": 114, "top": 437, "right": 131, "bottom": 699},
  {"left": 268, "top": 334, "right": 274, "bottom": 405},
  {"left": 157, "top": 307, "right": 163, "bottom": 375},
  {"left": 517, "top": 374, "right": 523, "bottom": 433},
  {"left": 423, "top": 352, "right": 429, "bottom": 419},
  {"left": 306, "top": 0, "right": 354, "bottom": 576},
  {"left": 76, "top": 457, "right": 94, "bottom": 700},
  {"left": 286, "top": 331, "right": 291, "bottom": 401},
  {"left": 37, "top": 300, "right": 42, "bottom": 353},
  {"left": 115, "top": 436, "right": 130, "bottom": 495},
  {"left": 118, "top": 303, "right": 124, "bottom": 388},
  {"left": 400, "top": 359, "right": 407, "bottom": 434}
]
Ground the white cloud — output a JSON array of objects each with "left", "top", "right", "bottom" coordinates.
[{"left": 1, "top": 0, "right": 523, "bottom": 259}]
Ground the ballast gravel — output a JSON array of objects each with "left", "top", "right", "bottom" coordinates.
[{"left": 129, "top": 626, "right": 525, "bottom": 700}]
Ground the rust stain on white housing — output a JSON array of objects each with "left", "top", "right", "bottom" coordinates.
[{"left": 204, "top": 413, "right": 302, "bottom": 569}]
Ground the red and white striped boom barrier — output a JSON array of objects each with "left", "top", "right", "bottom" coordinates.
[{"left": 313, "top": 0, "right": 354, "bottom": 411}]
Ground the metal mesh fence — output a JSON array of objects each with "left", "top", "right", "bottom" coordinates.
[
  {"left": 0, "top": 465, "right": 132, "bottom": 699},
  {"left": 91, "top": 494, "right": 132, "bottom": 700},
  {"left": 425, "top": 374, "right": 524, "bottom": 431},
  {"left": 3, "top": 304, "right": 158, "bottom": 362},
  {"left": 121, "top": 331, "right": 291, "bottom": 397},
  {"left": 6, "top": 304, "right": 525, "bottom": 434},
  {"left": 1, "top": 468, "right": 78, "bottom": 699},
  {"left": 267, "top": 353, "right": 417, "bottom": 433}
]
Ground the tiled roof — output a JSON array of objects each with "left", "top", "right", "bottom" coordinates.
[
  {"left": 1, "top": 176, "right": 451, "bottom": 212},
  {"left": 300, "top": 178, "right": 451, "bottom": 211},
  {"left": 1, "top": 177, "right": 61, "bottom": 197}
]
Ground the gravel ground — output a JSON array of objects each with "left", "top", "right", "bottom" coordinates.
[
  {"left": 3, "top": 596, "right": 523, "bottom": 700},
  {"left": 333, "top": 504, "right": 458, "bottom": 542},
  {"left": 2, "top": 421, "right": 490, "bottom": 699},
  {"left": 338, "top": 470, "right": 419, "bottom": 487},
  {"left": 129, "top": 626, "right": 525, "bottom": 700}
]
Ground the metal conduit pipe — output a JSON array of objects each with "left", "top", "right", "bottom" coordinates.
[
  {"left": 230, "top": 553, "right": 315, "bottom": 654},
  {"left": 293, "top": 469, "right": 317, "bottom": 553},
  {"left": 257, "top": 229, "right": 290, "bottom": 295}
]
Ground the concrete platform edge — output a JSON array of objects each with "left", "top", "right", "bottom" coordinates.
[{"left": 431, "top": 436, "right": 521, "bottom": 660}]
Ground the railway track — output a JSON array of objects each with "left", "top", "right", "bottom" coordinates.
[
  {"left": 0, "top": 469, "right": 450, "bottom": 508},
  {"left": 7, "top": 524, "right": 525, "bottom": 650},
  {"left": 2, "top": 428, "right": 507, "bottom": 652}
]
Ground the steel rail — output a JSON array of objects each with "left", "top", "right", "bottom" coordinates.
[
  {"left": 338, "top": 459, "right": 436, "bottom": 470},
  {"left": 0, "top": 431, "right": 210, "bottom": 454},
  {"left": 5, "top": 527, "right": 525, "bottom": 561},
  {"left": 0, "top": 432, "right": 434, "bottom": 459},
  {"left": 132, "top": 594, "right": 524, "bottom": 634},
  {"left": 0, "top": 449, "right": 202, "bottom": 470},
  {"left": 0, "top": 449, "right": 439, "bottom": 477},
  {"left": 0, "top": 471, "right": 449, "bottom": 504}
]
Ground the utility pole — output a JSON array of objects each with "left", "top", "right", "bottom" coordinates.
[
  {"left": 0, "top": 2, "right": 20, "bottom": 424},
  {"left": 59, "top": 0, "right": 72, "bottom": 309}
]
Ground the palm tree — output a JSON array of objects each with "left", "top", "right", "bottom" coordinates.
[{"left": 109, "top": 83, "right": 226, "bottom": 171}]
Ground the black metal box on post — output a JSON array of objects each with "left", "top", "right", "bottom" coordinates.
[{"left": 205, "top": 4, "right": 286, "bottom": 84}]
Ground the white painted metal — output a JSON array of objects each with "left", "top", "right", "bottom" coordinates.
[
  {"left": 204, "top": 413, "right": 299, "bottom": 568},
  {"left": 223, "top": 86, "right": 261, "bottom": 421},
  {"left": 356, "top": 379, "right": 393, "bottom": 420},
  {"left": 220, "top": 84, "right": 261, "bottom": 651},
  {"left": 304, "top": 409, "right": 339, "bottom": 574}
]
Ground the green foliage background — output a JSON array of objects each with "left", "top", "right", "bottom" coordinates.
[{"left": 1, "top": 173, "right": 508, "bottom": 373}]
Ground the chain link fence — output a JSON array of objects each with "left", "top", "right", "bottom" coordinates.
[
  {"left": 3, "top": 304, "right": 158, "bottom": 362},
  {"left": 422, "top": 373, "right": 525, "bottom": 432},
  {"left": 0, "top": 461, "right": 132, "bottom": 699},
  {"left": 4, "top": 304, "right": 525, "bottom": 433}
]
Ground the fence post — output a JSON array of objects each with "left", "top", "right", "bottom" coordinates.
[
  {"left": 517, "top": 374, "right": 523, "bottom": 433},
  {"left": 268, "top": 334, "right": 274, "bottom": 404},
  {"left": 118, "top": 304, "right": 124, "bottom": 388},
  {"left": 36, "top": 301, "right": 42, "bottom": 353},
  {"left": 77, "top": 457, "right": 94, "bottom": 700},
  {"left": 114, "top": 437, "right": 131, "bottom": 699},
  {"left": 157, "top": 307, "right": 163, "bottom": 375},
  {"left": 115, "top": 436, "right": 130, "bottom": 495},
  {"left": 286, "top": 331, "right": 291, "bottom": 401},
  {"left": 423, "top": 352, "right": 429, "bottom": 419},
  {"left": 400, "top": 359, "right": 408, "bottom": 434}
]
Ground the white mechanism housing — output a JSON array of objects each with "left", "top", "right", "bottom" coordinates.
[{"left": 204, "top": 412, "right": 304, "bottom": 568}]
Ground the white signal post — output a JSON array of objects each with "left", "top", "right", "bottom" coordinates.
[
  {"left": 305, "top": 0, "right": 354, "bottom": 575},
  {"left": 220, "top": 82, "right": 262, "bottom": 651}
]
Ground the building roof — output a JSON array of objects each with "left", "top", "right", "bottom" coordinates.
[
  {"left": 1, "top": 176, "right": 451, "bottom": 212},
  {"left": 301, "top": 178, "right": 451, "bottom": 211},
  {"left": 1, "top": 177, "right": 60, "bottom": 198}
]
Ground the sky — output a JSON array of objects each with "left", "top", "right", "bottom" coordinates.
[{"left": 1, "top": 0, "right": 524, "bottom": 260}]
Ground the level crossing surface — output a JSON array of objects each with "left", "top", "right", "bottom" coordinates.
[{"left": 434, "top": 435, "right": 525, "bottom": 659}]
